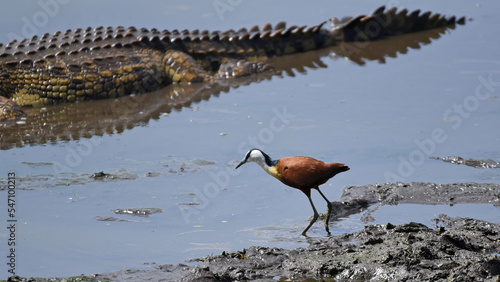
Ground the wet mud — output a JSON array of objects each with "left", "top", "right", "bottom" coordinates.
[
  {"left": 0, "top": 157, "right": 218, "bottom": 191},
  {"left": 6, "top": 182, "right": 500, "bottom": 281},
  {"left": 340, "top": 182, "right": 500, "bottom": 206},
  {"left": 172, "top": 216, "right": 500, "bottom": 281}
]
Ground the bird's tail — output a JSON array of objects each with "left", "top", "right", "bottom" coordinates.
[
  {"left": 338, "top": 164, "right": 350, "bottom": 173},
  {"left": 331, "top": 163, "right": 350, "bottom": 175}
]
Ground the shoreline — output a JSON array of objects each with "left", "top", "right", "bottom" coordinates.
[{"left": 5, "top": 182, "right": 500, "bottom": 281}]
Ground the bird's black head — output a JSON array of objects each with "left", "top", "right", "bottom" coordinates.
[{"left": 235, "top": 148, "right": 275, "bottom": 169}]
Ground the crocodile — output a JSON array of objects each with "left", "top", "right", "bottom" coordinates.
[
  {"left": 0, "top": 6, "right": 464, "bottom": 120},
  {"left": 0, "top": 25, "right": 462, "bottom": 150}
]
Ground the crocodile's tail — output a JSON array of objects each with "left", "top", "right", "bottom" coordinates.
[{"left": 330, "top": 6, "right": 465, "bottom": 42}]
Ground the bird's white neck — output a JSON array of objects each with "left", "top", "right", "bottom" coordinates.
[
  {"left": 255, "top": 157, "right": 280, "bottom": 180},
  {"left": 254, "top": 157, "right": 271, "bottom": 171},
  {"left": 244, "top": 149, "right": 281, "bottom": 180}
]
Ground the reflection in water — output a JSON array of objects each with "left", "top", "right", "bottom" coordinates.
[
  {"left": 331, "top": 26, "right": 456, "bottom": 65},
  {"left": 0, "top": 74, "right": 272, "bottom": 149},
  {"left": 1, "top": 26, "right": 456, "bottom": 150}
]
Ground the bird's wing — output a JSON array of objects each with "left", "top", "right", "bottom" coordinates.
[{"left": 278, "top": 157, "right": 333, "bottom": 189}]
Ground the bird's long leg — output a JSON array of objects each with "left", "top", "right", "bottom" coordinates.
[
  {"left": 316, "top": 187, "right": 332, "bottom": 235},
  {"left": 302, "top": 195, "right": 319, "bottom": 236}
]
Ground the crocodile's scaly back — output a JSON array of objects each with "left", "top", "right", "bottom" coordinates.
[{"left": 0, "top": 6, "right": 464, "bottom": 120}]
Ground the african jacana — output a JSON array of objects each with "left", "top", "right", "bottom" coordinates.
[{"left": 236, "top": 148, "right": 349, "bottom": 236}]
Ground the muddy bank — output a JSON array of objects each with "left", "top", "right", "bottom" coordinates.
[
  {"left": 84, "top": 216, "right": 500, "bottom": 281},
  {"left": 341, "top": 182, "right": 500, "bottom": 206},
  {"left": 174, "top": 215, "right": 500, "bottom": 281},
  {"left": 319, "top": 182, "right": 500, "bottom": 225},
  {"left": 8, "top": 216, "right": 499, "bottom": 281},
  {"left": 6, "top": 182, "right": 500, "bottom": 281}
]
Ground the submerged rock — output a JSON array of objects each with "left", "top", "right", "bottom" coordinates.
[
  {"left": 112, "top": 207, "right": 164, "bottom": 217},
  {"left": 430, "top": 156, "right": 500, "bottom": 169}
]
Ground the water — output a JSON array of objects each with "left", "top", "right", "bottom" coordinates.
[{"left": 0, "top": 0, "right": 500, "bottom": 278}]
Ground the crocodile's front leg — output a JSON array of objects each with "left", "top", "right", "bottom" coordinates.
[
  {"left": 216, "top": 60, "right": 272, "bottom": 79},
  {"left": 163, "top": 50, "right": 272, "bottom": 83},
  {"left": 164, "top": 50, "right": 214, "bottom": 83},
  {"left": 0, "top": 96, "right": 24, "bottom": 120}
]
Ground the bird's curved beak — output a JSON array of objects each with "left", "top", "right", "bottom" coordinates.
[{"left": 235, "top": 160, "right": 246, "bottom": 169}]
